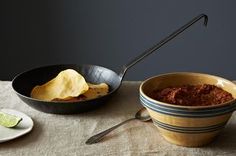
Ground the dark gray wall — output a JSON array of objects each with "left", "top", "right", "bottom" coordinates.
[{"left": 1, "top": 0, "right": 236, "bottom": 81}]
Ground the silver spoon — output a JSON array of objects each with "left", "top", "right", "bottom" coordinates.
[{"left": 85, "top": 107, "right": 151, "bottom": 145}]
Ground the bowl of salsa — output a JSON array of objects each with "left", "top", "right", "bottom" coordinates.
[{"left": 139, "top": 72, "right": 236, "bottom": 147}]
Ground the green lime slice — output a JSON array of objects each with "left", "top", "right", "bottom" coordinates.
[{"left": 0, "top": 111, "right": 22, "bottom": 128}]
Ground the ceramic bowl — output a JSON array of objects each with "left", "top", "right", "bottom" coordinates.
[{"left": 139, "top": 72, "right": 236, "bottom": 147}]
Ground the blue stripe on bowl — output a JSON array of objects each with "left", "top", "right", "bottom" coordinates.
[
  {"left": 141, "top": 94, "right": 236, "bottom": 112},
  {"left": 140, "top": 95, "right": 235, "bottom": 117},
  {"left": 152, "top": 119, "right": 227, "bottom": 134}
]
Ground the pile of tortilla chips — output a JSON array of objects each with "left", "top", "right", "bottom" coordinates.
[{"left": 30, "top": 69, "right": 109, "bottom": 102}]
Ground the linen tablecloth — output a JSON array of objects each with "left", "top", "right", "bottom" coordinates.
[{"left": 0, "top": 81, "right": 236, "bottom": 156}]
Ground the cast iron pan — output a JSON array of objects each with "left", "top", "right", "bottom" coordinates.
[{"left": 12, "top": 14, "right": 208, "bottom": 114}]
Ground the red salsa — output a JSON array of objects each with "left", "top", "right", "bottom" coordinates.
[{"left": 149, "top": 84, "right": 234, "bottom": 106}]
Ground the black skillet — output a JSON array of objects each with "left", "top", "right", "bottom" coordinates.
[{"left": 12, "top": 14, "right": 208, "bottom": 114}]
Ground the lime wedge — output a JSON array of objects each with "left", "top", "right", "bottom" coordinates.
[{"left": 0, "top": 111, "right": 22, "bottom": 128}]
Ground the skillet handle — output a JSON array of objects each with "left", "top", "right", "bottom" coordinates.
[{"left": 119, "top": 14, "right": 208, "bottom": 79}]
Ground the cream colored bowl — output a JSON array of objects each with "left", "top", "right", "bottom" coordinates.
[{"left": 140, "top": 72, "right": 236, "bottom": 147}]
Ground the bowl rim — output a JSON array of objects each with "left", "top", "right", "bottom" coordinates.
[{"left": 140, "top": 72, "right": 236, "bottom": 110}]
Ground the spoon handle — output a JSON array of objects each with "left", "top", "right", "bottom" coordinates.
[{"left": 86, "top": 118, "right": 136, "bottom": 145}]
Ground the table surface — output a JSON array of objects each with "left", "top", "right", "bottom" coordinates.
[{"left": 0, "top": 81, "right": 236, "bottom": 156}]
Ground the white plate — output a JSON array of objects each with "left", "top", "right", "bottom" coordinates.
[{"left": 0, "top": 109, "right": 34, "bottom": 143}]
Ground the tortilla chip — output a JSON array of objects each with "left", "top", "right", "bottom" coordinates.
[
  {"left": 82, "top": 83, "right": 109, "bottom": 100},
  {"left": 30, "top": 69, "right": 89, "bottom": 101}
]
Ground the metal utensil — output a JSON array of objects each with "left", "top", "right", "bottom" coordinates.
[{"left": 86, "top": 107, "right": 151, "bottom": 144}]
